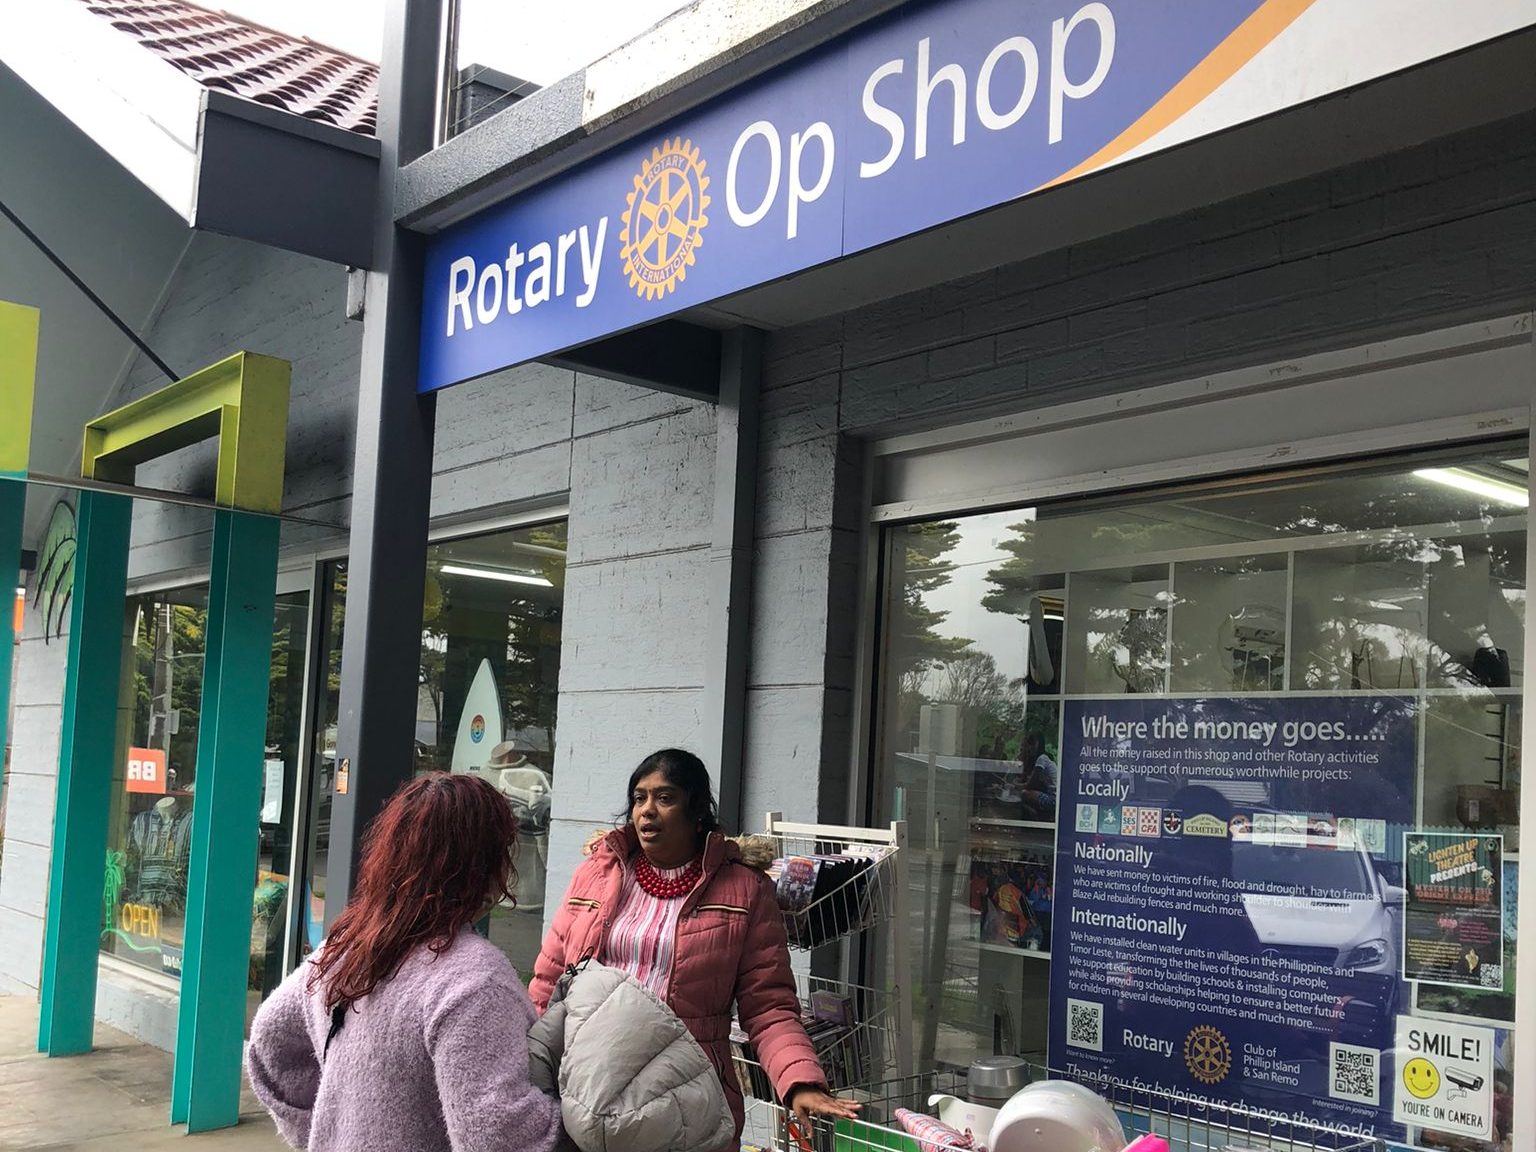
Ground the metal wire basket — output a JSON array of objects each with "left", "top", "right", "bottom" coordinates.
[
  {"left": 762, "top": 815, "right": 905, "bottom": 951},
  {"left": 745, "top": 1066, "right": 1385, "bottom": 1152},
  {"left": 732, "top": 971, "right": 899, "bottom": 1100}
]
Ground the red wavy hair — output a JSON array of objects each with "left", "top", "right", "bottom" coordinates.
[{"left": 309, "top": 772, "right": 518, "bottom": 1011}]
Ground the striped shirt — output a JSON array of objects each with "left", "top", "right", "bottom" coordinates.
[{"left": 600, "top": 858, "right": 697, "bottom": 996}]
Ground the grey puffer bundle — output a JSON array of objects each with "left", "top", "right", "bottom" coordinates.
[{"left": 528, "top": 960, "right": 736, "bottom": 1152}]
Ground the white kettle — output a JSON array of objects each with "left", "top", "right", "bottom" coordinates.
[{"left": 988, "top": 1081, "right": 1125, "bottom": 1152}]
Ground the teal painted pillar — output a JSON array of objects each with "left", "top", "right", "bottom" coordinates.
[
  {"left": 171, "top": 508, "right": 279, "bottom": 1131},
  {"left": 0, "top": 481, "right": 22, "bottom": 757},
  {"left": 38, "top": 490, "right": 132, "bottom": 1055}
]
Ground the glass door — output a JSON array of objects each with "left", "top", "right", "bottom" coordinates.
[
  {"left": 248, "top": 584, "right": 312, "bottom": 1027},
  {"left": 292, "top": 561, "right": 344, "bottom": 968}
]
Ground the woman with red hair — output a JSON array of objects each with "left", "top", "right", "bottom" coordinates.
[{"left": 248, "top": 772, "right": 560, "bottom": 1152}]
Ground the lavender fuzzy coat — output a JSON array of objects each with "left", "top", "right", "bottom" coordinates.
[{"left": 248, "top": 928, "right": 562, "bottom": 1152}]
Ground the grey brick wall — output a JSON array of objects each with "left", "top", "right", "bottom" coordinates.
[
  {"left": 543, "top": 382, "right": 718, "bottom": 925},
  {"left": 743, "top": 359, "right": 864, "bottom": 825},
  {"left": 432, "top": 361, "right": 576, "bottom": 519},
  {"left": 775, "top": 114, "right": 1536, "bottom": 439}
]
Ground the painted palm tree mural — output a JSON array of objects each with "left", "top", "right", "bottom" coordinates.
[{"left": 32, "top": 499, "right": 74, "bottom": 642}]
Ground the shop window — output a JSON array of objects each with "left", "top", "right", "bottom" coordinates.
[
  {"left": 875, "top": 448, "right": 1523, "bottom": 1150},
  {"left": 102, "top": 585, "right": 310, "bottom": 1030},
  {"left": 102, "top": 588, "right": 206, "bottom": 982},
  {"left": 297, "top": 520, "right": 566, "bottom": 981}
]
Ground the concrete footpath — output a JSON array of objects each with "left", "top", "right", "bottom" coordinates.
[{"left": 0, "top": 997, "right": 284, "bottom": 1150}]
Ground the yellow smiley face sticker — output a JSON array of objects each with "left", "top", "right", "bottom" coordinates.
[{"left": 1403, "top": 1057, "right": 1440, "bottom": 1100}]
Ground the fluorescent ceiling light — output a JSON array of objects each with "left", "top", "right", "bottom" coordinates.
[
  {"left": 439, "top": 563, "right": 553, "bottom": 587},
  {"left": 1413, "top": 468, "right": 1528, "bottom": 508}
]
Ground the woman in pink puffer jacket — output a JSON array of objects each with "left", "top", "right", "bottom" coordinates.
[{"left": 532, "top": 749, "right": 859, "bottom": 1147}]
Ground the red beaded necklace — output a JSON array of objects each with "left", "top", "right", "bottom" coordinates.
[{"left": 634, "top": 854, "right": 702, "bottom": 899}]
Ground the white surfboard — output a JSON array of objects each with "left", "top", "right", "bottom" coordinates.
[{"left": 449, "top": 658, "right": 504, "bottom": 776}]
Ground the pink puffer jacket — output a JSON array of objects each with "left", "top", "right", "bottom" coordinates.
[{"left": 531, "top": 827, "right": 827, "bottom": 1142}]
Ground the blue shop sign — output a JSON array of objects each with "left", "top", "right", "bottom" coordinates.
[{"left": 419, "top": 0, "right": 1531, "bottom": 391}]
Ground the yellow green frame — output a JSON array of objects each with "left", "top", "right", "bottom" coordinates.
[
  {"left": 82, "top": 351, "right": 290, "bottom": 513},
  {"left": 0, "top": 302, "right": 40, "bottom": 477}
]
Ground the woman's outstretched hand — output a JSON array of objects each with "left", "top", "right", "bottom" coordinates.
[{"left": 787, "top": 1084, "right": 862, "bottom": 1131}]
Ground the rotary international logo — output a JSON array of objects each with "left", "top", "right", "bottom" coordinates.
[
  {"left": 620, "top": 137, "right": 710, "bottom": 301},
  {"left": 1184, "top": 1025, "right": 1232, "bottom": 1085}
]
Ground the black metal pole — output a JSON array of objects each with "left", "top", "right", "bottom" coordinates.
[{"left": 325, "top": 0, "right": 444, "bottom": 922}]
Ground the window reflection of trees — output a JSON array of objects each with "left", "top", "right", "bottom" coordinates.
[
  {"left": 888, "top": 522, "right": 972, "bottom": 749},
  {"left": 878, "top": 453, "right": 1527, "bottom": 1075}
]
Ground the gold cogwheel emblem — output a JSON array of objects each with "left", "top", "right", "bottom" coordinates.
[
  {"left": 1183, "top": 1025, "right": 1232, "bottom": 1085},
  {"left": 620, "top": 136, "right": 710, "bottom": 301}
]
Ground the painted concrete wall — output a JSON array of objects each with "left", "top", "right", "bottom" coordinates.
[
  {"left": 110, "top": 231, "right": 363, "bottom": 574},
  {"left": 767, "top": 112, "right": 1536, "bottom": 440},
  {"left": 0, "top": 62, "right": 191, "bottom": 543},
  {"left": 0, "top": 577, "right": 68, "bottom": 996},
  {"left": 440, "top": 356, "right": 729, "bottom": 932},
  {"left": 543, "top": 383, "right": 719, "bottom": 908}
]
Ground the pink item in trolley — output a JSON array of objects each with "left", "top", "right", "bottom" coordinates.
[
  {"left": 893, "top": 1108, "right": 981, "bottom": 1152},
  {"left": 1120, "top": 1138, "right": 1170, "bottom": 1152}
]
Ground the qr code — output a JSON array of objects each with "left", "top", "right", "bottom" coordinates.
[
  {"left": 1066, "top": 999, "right": 1103, "bottom": 1052},
  {"left": 1328, "top": 1042, "right": 1379, "bottom": 1105},
  {"left": 1480, "top": 963, "right": 1503, "bottom": 989}
]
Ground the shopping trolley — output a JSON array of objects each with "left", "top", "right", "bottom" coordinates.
[{"left": 750, "top": 1066, "right": 1384, "bottom": 1152}]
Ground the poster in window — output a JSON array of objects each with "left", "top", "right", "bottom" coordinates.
[
  {"left": 126, "top": 747, "right": 167, "bottom": 795},
  {"left": 1410, "top": 1025, "right": 1516, "bottom": 1152},
  {"left": 1414, "top": 858, "right": 1518, "bottom": 1023},
  {"left": 1048, "top": 695, "right": 1416, "bottom": 1141},
  {"left": 261, "top": 758, "right": 285, "bottom": 824},
  {"left": 1403, "top": 833, "right": 1503, "bottom": 990}
]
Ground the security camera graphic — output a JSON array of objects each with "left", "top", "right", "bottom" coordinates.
[{"left": 1445, "top": 1066, "right": 1484, "bottom": 1101}]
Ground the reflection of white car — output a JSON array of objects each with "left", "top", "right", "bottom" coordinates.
[{"left": 1235, "top": 835, "right": 1405, "bottom": 976}]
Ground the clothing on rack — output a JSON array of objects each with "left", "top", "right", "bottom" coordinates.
[{"left": 126, "top": 798, "right": 193, "bottom": 910}]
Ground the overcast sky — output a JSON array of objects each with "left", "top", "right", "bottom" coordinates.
[{"left": 215, "top": 0, "right": 687, "bottom": 85}]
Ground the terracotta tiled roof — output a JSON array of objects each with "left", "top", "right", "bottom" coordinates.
[{"left": 79, "top": 0, "right": 379, "bottom": 135}]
